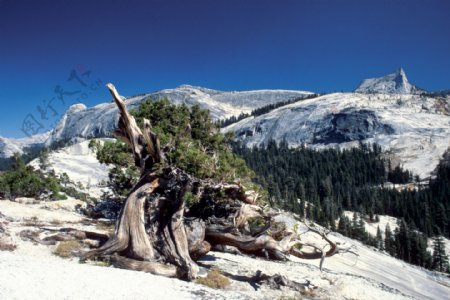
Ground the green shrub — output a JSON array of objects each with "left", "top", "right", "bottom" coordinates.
[
  {"left": 196, "top": 269, "right": 230, "bottom": 289},
  {"left": 0, "top": 153, "right": 69, "bottom": 200},
  {"left": 53, "top": 240, "right": 81, "bottom": 258}
]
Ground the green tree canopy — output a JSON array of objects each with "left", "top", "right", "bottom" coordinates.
[{"left": 92, "top": 98, "right": 258, "bottom": 201}]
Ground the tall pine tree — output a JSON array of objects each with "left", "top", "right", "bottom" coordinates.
[{"left": 431, "top": 234, "right": 449, "bottom": 273}]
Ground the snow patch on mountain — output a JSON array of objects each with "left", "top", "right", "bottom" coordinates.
[{"left": 355, "top": 68, "right": 425, "bottom": 94}]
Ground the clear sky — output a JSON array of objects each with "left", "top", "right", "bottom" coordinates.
[{"left": 1, "top": 0, "right": 450, "bottom": 138}]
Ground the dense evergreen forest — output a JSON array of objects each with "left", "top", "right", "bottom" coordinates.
[{"left": 233, "top": 140, "right": 450, "bottom": 271}]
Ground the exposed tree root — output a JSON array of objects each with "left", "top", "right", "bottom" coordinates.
[
  {"left": 205, "top": 228, "right": 286, "bottom": 260},
  {"left": 108, "top": 254, "right": 178, "bottom": 277}
]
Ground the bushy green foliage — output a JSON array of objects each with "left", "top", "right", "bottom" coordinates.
[
  {"left": 0, "top": 153, "right": 67, "bottom": 200},
  {"left": 89, "top": 140, "right": 139, "bottom": 198},
  {"left": 89, "top": 140, "right": 134, "bottom": 168},
  {"left": 132, "top": 98, "right": 254, "bottom": 182},
  {"left": 108, "top": 166, "right": 140, "bottom": 197},
  {"left": 342, "top": 213, "right": 434, "bottom": 270},
  {"left": 93, "top": 98, "right": 257, "bottom": 200}
]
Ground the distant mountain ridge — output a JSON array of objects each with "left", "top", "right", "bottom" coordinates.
[
  {"left": 224, "top": 92, "right": 450, "bottom": 179},
  {"left": 44, "top": 85, "right": 312, "bottom": 147},
  {"left": 1, "top": 69, "right": 449, "bottom": 178},
  {"left": 0, "top": 132, "right": 50, "bottom": 158},
  {"left": 0, "top": 86, "right": 312, "bottom": 159}
]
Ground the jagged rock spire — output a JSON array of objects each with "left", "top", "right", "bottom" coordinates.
[{"left": 355, "top": 68, "right": 424, "bottom": 94}]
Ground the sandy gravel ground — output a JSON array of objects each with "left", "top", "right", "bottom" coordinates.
[{"left": 1, "top": 199, "right": 450, "bottom": 300}]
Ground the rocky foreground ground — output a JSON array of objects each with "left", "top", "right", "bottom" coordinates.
[{"left": 1, "top": 198, "right": 449, "bottom": 300}]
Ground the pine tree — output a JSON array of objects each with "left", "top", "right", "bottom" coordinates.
[
  {"left": 376, "top": 225, "right": 384, "bottom": 250},
  {"left": 337, "top": 215, "right": 349, "bottom": 236},
  {"left": 395, "top": 219, "right": 412, "bottom": 262},
  {"left": 357, "top": 218, "right": 367, "bottom": 242},
  {"left": 385, "top": 223, "right": 395, "bottom": 255},
  {"left": 352, "top": 212, "right": 358, "bottom": 228},
  {"left": 38, "top": 148, "right": 51, "bottom": 171},
  {"left": 11, "top": 152, "right": 25, "bottom": 171},
  {"left": 432, "top": 235, "right": 449, "bottom": 272}
]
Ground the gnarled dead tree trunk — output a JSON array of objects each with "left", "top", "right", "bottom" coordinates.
[
  {"left": 83, "top": 84, "right": 356, "bottom": 280},
  {"left": 83, "top": 84, "right": 198, "bottom": 279}
]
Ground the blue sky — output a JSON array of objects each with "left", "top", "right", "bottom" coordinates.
[{"left": 1, "top": 0, "right": 450, "bottom": 138}]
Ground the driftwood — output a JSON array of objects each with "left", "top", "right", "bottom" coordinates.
[{"left": 82, "top": 83, "right": 356, "bottom": 280}]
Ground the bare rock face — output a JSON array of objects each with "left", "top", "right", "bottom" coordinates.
[{"left": 313, "top": 109, "right": 395, "bottom": 144}]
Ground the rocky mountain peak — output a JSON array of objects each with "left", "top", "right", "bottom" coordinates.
[
  {"left": 355, "top": 68, "right": 424, "bottom": 94},
  {"left": 396, "top": 67, "right": 406, "bottom": 77}
]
